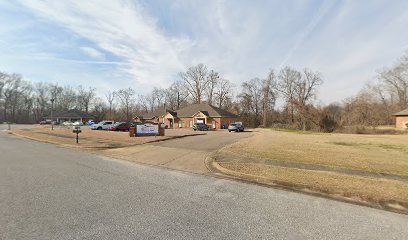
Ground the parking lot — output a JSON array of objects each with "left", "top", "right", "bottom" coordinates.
[{"left": 153, "top": 129, "right": 253, "bottom": 151}]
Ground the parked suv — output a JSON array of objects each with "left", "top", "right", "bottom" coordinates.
[
  {"left": 91, "top": 121, "right": 114, "bottom": 130},
  {"left": 192, "top": 123, "right": 209, "bottom": 131},
  {"left": 228, "top": 122, "right": 244, "bottom": 132}
]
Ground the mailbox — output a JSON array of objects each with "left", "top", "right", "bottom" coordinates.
[{"left": 72, "top": 126, "right": 81, "bottom": 144}]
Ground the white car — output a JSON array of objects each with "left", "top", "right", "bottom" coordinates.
[
  {"left": 62, "top": 121, "right": 73, "bottom": 126},
  {"left": 72, "top": 121, "right": 84, "bottom": 126},
  {"left": 91, "top": 121, "right": 114, "bottom": 130}
]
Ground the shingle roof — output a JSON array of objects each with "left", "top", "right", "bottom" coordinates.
[
  {"left": 393, "top": 108, "right": 408, "bottom": 116},
  {"left": 138, "top": 107, "right": 167, "bottom": 119},
  {"left": 175, "top": 103, "right": 239, "bottom": 118}
]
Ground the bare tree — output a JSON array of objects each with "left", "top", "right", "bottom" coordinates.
[
  {"left": 116, "top": 88, "right": 135, "bottom": 121},
  {"left": 239, "top": 78, "right": 264, "bottom": 127},
  {"left": 214, "top": 78, "right": 233, "bottom": 109},
  {"left": 77, "top": 86, "right": 96, "bottom": 114},
  {"left": 179, "top": 63, "right": 210, "bottom": 104},
  {"left": 105, "top": 91, "right": 115, "bottom": 120},
  {"left": 262, "top": 70, "right": 277, "bottom": 127},
  {"left": 205, "top": 70, "right": 219, "bottom": 105},
  {"left": 277, "top": 67, "right": 301, "bottom": 123},
  {"left": 165, "top": 81, "right": 189, "bottom": 110},
  {"left": 294, "top": 68, "right": 323, "bottom": 130},
  {"left": 379, "top": 54, "right": 408, "bottom": 109}
]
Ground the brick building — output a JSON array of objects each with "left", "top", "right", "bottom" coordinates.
[
  {"left": 134, "top": 104, "right": 240, "bottom": 129},
  {"left": 394, "top": 108, "right": 408, "bottom": 129}
]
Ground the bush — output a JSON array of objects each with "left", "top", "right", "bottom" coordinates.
[
  {"left": 336, "top": 125, "right": 406, "bottom": 135},
  {"left": 319, "top": 115, "right": 337, "bottom": 132}
]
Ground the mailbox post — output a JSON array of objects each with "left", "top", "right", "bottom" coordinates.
[{"left": 72, "top": 126, "right": 82, "bottom": 144}]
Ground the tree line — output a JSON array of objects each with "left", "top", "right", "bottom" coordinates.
[{"left": 1, "top": 52, "right": 407, "bottom": 131}]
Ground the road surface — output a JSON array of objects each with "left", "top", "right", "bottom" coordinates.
[{"left": 1, "top": 125, "right": 408, "bottom": 239}]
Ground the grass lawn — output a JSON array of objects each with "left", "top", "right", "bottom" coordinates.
[
  {"left": 219, "top": 163, "right": 408, "bottom": 210},
  {"left": 225, "top": 128, "right": 408, "bottom": 176}
]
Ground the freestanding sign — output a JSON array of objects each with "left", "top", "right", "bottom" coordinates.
[{"left": 136, "top": 124, "right": 159, "bottom": 136}]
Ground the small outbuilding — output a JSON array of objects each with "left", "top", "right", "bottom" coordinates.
[{"left": 393, "top": 108, "right": 408, "bottom": 129}]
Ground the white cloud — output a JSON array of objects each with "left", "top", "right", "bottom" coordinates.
[
  {"left": 80, "top": 47, "right": 105, "bottom": 60},
  {"left": 17, "top": 0, "right": 192, "bottom": 88}
]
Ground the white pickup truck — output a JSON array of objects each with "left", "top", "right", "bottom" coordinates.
[{"left": 90, "top": 121, "right": 114, "bottom": 130}]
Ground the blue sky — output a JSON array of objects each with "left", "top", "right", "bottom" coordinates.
[{"left": 0, "top": 0, "right": 407, "bottom": 104}]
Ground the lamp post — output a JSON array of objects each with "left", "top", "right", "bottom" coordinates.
[{"left": 51, "top": 98, "right": 55, "bottom": 130}]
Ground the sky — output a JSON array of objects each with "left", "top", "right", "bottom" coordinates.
[{"left": 0, "top": 0, "right": 407, "bottom": 104}]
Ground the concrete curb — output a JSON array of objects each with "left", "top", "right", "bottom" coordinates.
[{"left": 205, "top": 153, "right": 408, "bottom": 215}]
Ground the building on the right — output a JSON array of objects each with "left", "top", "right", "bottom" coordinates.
[{"left": 393, "top": 108, "right": 408, "bottom": 129}]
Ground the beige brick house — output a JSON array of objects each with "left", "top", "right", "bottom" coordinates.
[
  {"left": 394, "top": 108, "right": 408, "bottom": 129},
  {"left": 134, "top": 104, "right": 239, "bottom": 129}
]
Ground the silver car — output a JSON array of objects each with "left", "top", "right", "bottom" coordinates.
[{"left": 228, "top": 122, "right": 244, "bottom": 132}]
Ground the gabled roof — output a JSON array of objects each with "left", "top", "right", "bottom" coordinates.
[
  {"left": 393, "top": 108, "right": 408, "bottom": 116},
  {"left": 175, "top": 103, "right": 239, "bottom": 118},
  {"left": 137, "top": 107, "right": 173, "bottom": 119}
]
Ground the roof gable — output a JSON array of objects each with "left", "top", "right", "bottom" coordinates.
[
  {"left": 175, "top": 103, "right": 238, "bottom": 118},
  {"left": 394, "top": 108, "right": 408, "bottom": 116}
]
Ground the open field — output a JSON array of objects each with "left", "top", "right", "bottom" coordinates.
[
  {"left": 215, "top": 128, "right": 408, "bottom": 213},
  {"left": 225, "top": 128, "right": 408, "bottom": 176}
]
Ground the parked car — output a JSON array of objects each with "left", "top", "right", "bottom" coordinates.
[
  {"left": 228, "top": 122, "right": 245, "bottom": 132},
  {"left": 110, "top": 122, "right": 132, "bottom": 131},
  {"left": 91, "top": 120, "right": 114, "bottom": 130},
  {"left": 72, "top": 121, "right": 84, "bottom": 126},
  {"left": 193, "top": 123, "right": 209, "bottom": 131},
  {"left": 159, "top": 123, "right": 168, "bottom": 129},
  {"left": 62, "top": 121, "right": 74, "bottom": 126},
  {"left": 39, "top": 120, "right": 51, "bottom": 125},
  {"left": 87, "top": 120, "right": 96, "bottom": 125}
]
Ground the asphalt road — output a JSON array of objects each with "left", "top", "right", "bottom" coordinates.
[{"left": 1, "top": 126, "right": 408, "bottom": 239}]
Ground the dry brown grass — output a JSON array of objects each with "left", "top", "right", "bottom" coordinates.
[
  {"left": 225, "top": 129, "right": 408, "bottom": 176},
  {"left": 11, "top": 126, "right": 171, "bottom": 148},
  {"left": 219, "top": 163, "right": 408, "bottom": 209}
]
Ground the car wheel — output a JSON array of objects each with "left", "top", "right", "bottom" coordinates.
[
  {"left": 228, "top": 130, "right": 231, "bottom": 132},
  {"left": 97, "top": 127, "right": 102, "bottom": 130}
]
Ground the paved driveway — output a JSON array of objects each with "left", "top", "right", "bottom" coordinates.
[
  {"left": 154, "top": 129, "right": 252, "bottom": 151},
  {"left": 1, "top": 130, "right": 408, "bottom": 239}
]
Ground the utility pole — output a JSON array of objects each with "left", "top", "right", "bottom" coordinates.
[{"left": 51, "top": 98, "right": 55, "bottom": 130}]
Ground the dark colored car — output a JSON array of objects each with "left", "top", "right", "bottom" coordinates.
[
  {"left": 110, "top": 122, "right": 132, "bottom": 131},
  {"left": 193, "top": 123, "right": 209, "bottom": 131},
  {"left": 228, "top": 122, "right": 245, "bottom": 132}
]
